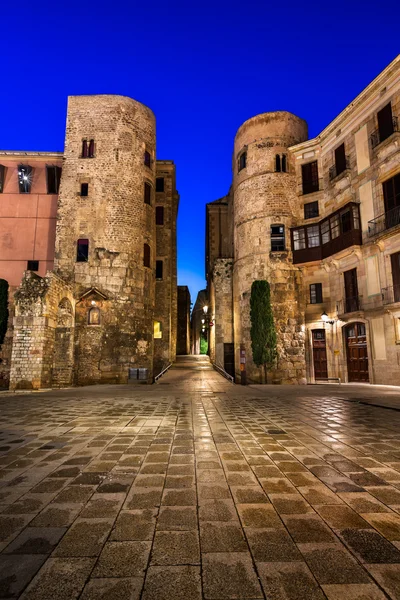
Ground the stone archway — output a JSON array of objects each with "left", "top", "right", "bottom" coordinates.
[{"left": 52, "top": 298, "right": 75, "bottom": 387}]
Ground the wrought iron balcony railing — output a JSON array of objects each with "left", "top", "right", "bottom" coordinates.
[
  {"left": 329, "top": 156, "right": 350, "bottom": 181},
  {"left": 337, "top": 295, "right": 363, "bottom": 315},
  {"left": 382, "top": 285, "right": 400, "bottom": 305},
  {"left": 368, "top": 205, "right": 400, "bottom": 237},
  {"left": 370, "top": 116, "right": 399, "bottom": 149}
]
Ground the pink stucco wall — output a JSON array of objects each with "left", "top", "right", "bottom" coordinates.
[{"left": 0, "top": 154, "right": 62, "bottom": 288}]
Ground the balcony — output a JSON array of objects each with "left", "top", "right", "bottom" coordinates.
[
  {"left": 382, "top": 285, "right": 400, "bottom": 305},
  {"left": 337, "top": 295, "right": 363, "bottom": 316},
  {"left": 329, "top": 156, "right": 350, "bottom": 181},
  {"left": 370, "top": 116, "right": 399, "bottom": 149},
  {"left": 368, "top": 205, "right": 400, "bottom": 237}
]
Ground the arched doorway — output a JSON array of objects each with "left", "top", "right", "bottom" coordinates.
[
  {"left": 52, "top": 298, "right": 74, "bottom": 387},
  {"left": 345, "top": 322, "right": 369, "bottom": 382},
  {"left": 312, "top": 329, "right": 328, "bottom": 380}
]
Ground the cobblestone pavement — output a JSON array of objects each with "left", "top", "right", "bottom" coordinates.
[{"left": 1, "top": 357, "right": 400, "bottom": 599}]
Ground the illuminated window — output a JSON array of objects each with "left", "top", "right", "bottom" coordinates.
[
  {"left": 154, "top": 320, "right": 162, "bottom": 339},
  {"left": 310, "top": 283, "right": 323, "bottom": 304},
  {"left": 18, "top": 165, "right": 33, "bottom": 193},
  {"left": 88, "top": 306, "right": 100, "bottom": 325},
  {"left": 271, "top": 225, "right": 285, "bottom": 252}
]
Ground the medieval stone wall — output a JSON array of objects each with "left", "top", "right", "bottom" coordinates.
[
  {"left": 54, "top": 95, "right": 156, "bottom": 383},
  {"left": 233, "top": 112, "right": 308, "bottom": 383}
]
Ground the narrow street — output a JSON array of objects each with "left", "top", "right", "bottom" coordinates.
[{"left": 0, "top": 356, "right": 400, "bottom": 599}]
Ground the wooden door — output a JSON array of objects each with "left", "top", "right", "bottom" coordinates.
[
  {"left": 391, "top": 251, "right": 400, "bottom": 302},
  {"left": 312, "top": 330, "right": 328, "bottom": 380},
  {"left": 344, "top": 268, "right": 359, "bottom": 312},
  {"left": 223, "top": 343, "right": 235, "bottom": 378},
  {"left": 345, "top": 323, "right": 369, "bottom": 382}
]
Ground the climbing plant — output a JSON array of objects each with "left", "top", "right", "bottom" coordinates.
[
  {"left": 0, "top": 279, "right": 9, "bottom": 346},
  {"left": 250, "top": 280, "right": 278, "bottom": 383}
]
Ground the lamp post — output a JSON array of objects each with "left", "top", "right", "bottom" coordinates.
[{"left": 321, "top": 311, "right": 335, "bottom": 325}]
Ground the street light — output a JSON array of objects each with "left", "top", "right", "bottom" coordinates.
[
  {"left": 321, "top": 311, "right": 335, "bottom": 325},
  {"left": 203, "top": 305, "right": 208, "bottom": 315}
]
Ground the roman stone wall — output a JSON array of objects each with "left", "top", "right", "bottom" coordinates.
[
  {"left": 54, "top": 95, "right": 156, "bottom": 383},
  {"left": 212, "top": 259, "right": 234, "bottom": 368},
  {"left": 233, "top": 112, "right": 308, "bottom": 383}
]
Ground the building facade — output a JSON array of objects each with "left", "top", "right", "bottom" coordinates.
[
  {"left": 177, "top": 285, "right": 191, "bottom": 355},
  {"left": 207, "top": 55, "right": 400, "bottom": 385},
  {"left": 0, "top": 95, "right": 178, "bottom": 389}
]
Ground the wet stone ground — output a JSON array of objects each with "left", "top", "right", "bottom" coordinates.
[{"left": 0, "top": 357, "right": 400, "bottom": 598}]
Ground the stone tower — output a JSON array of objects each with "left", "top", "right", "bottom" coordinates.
[
  {"left": 233, "top": 111, "right": 308, "bottom": 383},
  {"left": 54, "top": 95, "right": 156, "bottom": 384}
]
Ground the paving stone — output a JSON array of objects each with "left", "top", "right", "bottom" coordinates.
[
  {"left": 4, "top": 527, "right": 66, "bottom": 554},
  {"left": 30, "top": 504, "right": 81, "bottom": 527},
  {"left": 322, "top": 583, "right": 387, "bottom": 599},
  {"left": 260, "top": 477, "right": 296, "bottom": 494},
  {"left": 0, "top": 515, "right": 30, "bottom": 544},
  {"left": 200, "top": 522, "right": 247, "bottom": 552},
  {"left": 339, "top": 528, "right": 400, "bottom": 563},
  {"left": 79, "top": 495, "right": 123, "bottom": 518},
  {"left": 53, "top": 519, "right": 112, "bottom": 557},
  {"left": 317, "top": 505, "right": 370, "bottom": 529},
  {"left": 202, "top": 552, "right": 263, "bottom": 599},
  {"left": 246, "top": 528, "right": 301, "bottom": 562},
  {"left": 236, "top": 503, "right": 283, "bottom": 528},
  {"left": 162, "top": 488, "right": 197, "bottom": 506},
  {"left": 366, "top": 564, "right": 400, "bottom": 599},
  {"left": 230, "top": 486, "right": 269, "bottom": 504},
  {"left": 125, "top": 487, "right": 163, "bottom": 508},
  {"left": 92, "top": 541, "right": 151, "bottom": 577},
  {"left": 110, "top": 509, "right": 156, "bottom": 540},
  {"left": 283, "top": 514, "right": 337, "bottom": 543},
  {"left": 338, "top": 492, "right": 392, "bottom": 514},
  {"left": 51, "top": 485, "right": 94, "bottom": 504},
  {"left": 20, "top": 557, "right": 95, "bottom": 599},
  {"left": 30, "top": 479, "right": 68, "bottom": 493},
  {"left": 269, "top": 494, "right": 314, "bottom": 515},
  {"left": 80, "top": 577, "right": 143, "bottom": 600},
  {"left": 299, "top": 543, "right": 371, "bottom": 584},
  {"left": 151, "top": 530, "right": 200, "bottom": 565},
  {"left": 257, "top": 561, "right": 326, "bottom": 600},
  {"left": 142, "top": 566, "right": 201, "bottom": 600},
  {"left": 361, "top": 512, "right": 400, "bottom": 540},
  {"left": 158, "top": 506, "right": 198, "bottom": 530}
]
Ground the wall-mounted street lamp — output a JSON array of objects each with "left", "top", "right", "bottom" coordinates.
[
  {"left": 321, "top": 311, "right": 335, "bottom": 325},
  {"left": 203, "top": 305, "right": 208, "bottom": 315}
]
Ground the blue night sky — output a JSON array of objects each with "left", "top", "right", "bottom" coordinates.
[{"left": 0, "top": 0, "right": 398, "bottom": 302}]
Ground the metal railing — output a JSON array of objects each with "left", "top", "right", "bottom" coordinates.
[
  {"left": 329, "top": 156, "right": 350, "bottom": 181},
  {"left": 154, "top": 363, "right": 172, "bottom": 382},
  {"left": 382, "top": 285, "right": 400, "bottom": 305},
  {"left": 370, "top": 116, "right": 398, "bottom": 149},
  {"left": 212, "top": 362, "right": 234, "bottom": 383},
  {"left": 337, "top": 295, "right": 363, "bottom": 315},
  {"left": 368, "top": 205, "right": 400, "bottom": 237}
]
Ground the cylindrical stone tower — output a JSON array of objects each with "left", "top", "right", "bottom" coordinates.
[
  {"left": 54, "top": 95, "right": 156, "bottom": 384},
  {"left": 233, "top": 111, "right": 308, "bottom": 384}
]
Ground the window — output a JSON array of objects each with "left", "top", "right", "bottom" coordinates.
[
  {"left": 307, "top": 225, "right": 320, "bottom": 248},
  {"left": 340, "top": 207, "right": 352, "bottom": 233},
  {"left": 281, "top": 154, "right": 287, "bottom": 173},
  {"left": 321, "top": 220, "right": 330, "bottom": 244},
  {"left": 144, "top": 243, "right": 150, "bottom": 267},
  {"left": 304, "top": 201, "right": 319, "bottom": 219},
  {"left": 377, "top": 103, "right": 394, "bottom": 144},
  {"left": 275, "top": 155, "right": 281, "bottom": 172},
  {"left": 18, "top": 165, "right": 33, "bottom": 193},
  {"left": 156, "top": 206, "right": 164, "bottom": 225},
  {"left": 238, "top": 151, "right": 247, "bottom": 172},
  {"left": 46, "top": 166, "right": 62, "bottom": 194},
  {"left": 82, "top": 140, "right": 95, "bottom": 158},
  {"left": 80, "top": 183, "right": 89, "bottom": 197},
  {"left": 144, "top": 151, "right": 151, "bottom": 167},
  {"left": 310, "top": 283, "right": 323, "bottom": 304},
  {"left": 301, "top": 160, "right": 319, "bottom": 195},
  {"left": 77, "top": 239, "right": 89, "bottom": 262},
  {"left": 330, "top": 214, "right": 340, "bottom": 239},
  {"left": 88, "top": 307, "right": 100, "bottom": 325},
  {"left": 334, "top": 143, "right": 347, "bottom": 176},
  {"left": 383, "top": 174, "right": 400, "bottom": 213},
  {"left": 144, "top": 182, "right": 152, "bottom": 205},
  {"left": 0, "top": 165, "right": 5, "bottom": 193},
  {"left": 27, "top": 260, "right": 39, "bottom": 271},
  {"left": 293, "top": 228, "right": 306, "bottom": 251},
  {"left": 88, "top": 139, "right": 95, "bottom": 158},
  {"left": 154, "top": 320, "right": 162, "bottom": 339},
  {"left": 156, "top": 260, "right": 163, "bottom": 279},
  {"left": 271, "top": 225, "right": 285, "bottom": 252},
  {"left": 156, "top": 177, "right": 164, "bottom": 192},
  {"left": 275, "top": 154, "right": 287, "bottom": 173}
]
